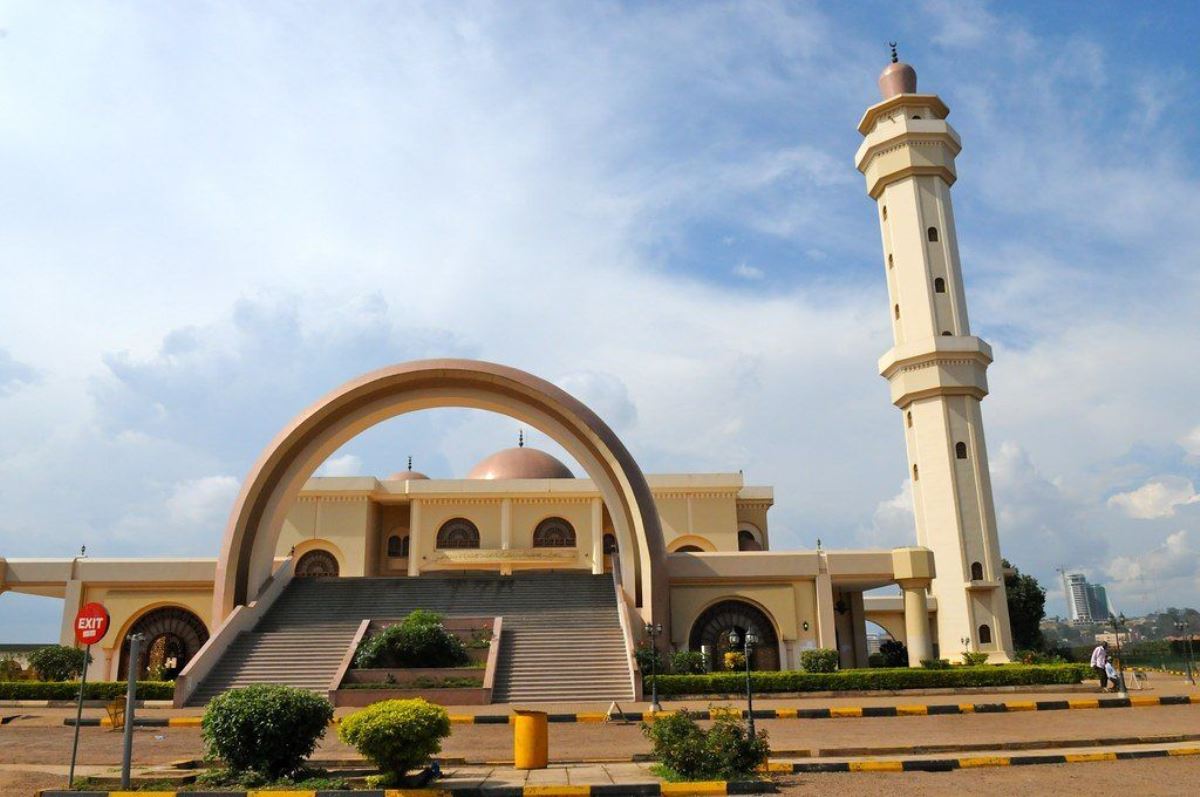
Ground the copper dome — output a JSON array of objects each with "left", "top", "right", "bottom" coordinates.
[
  {"left": 386, "top": 470, "right": 430, "bottom": 481},
  {"left": 466, "top": 447, "right": 574, "bottom": 480}
]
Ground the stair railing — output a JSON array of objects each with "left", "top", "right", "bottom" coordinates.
[
  {"left": 610, "top": 557, "right": 644, "bottom": 701},
  {"left": 326, "top": 618, "right": 371, "bottom": 703},
  {"left": 173, "top": 555, "right": 297, "bottom": 707}
]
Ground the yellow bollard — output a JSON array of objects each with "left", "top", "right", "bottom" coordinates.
[{"left": 513, "top": 709, "right": 549, "bottom": 769}]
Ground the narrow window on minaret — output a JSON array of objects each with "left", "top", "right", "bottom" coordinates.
[
  {"left": 970, "top": 561, "right": 983, "bottom": 580},
  {"left": 882, "top": 206, "right": 888, "bottom": 220},
  {"left": 894, "top": 304, "right": 900, "bottom": 320},
  {"left": 942, "top": 331, "right": 952, "bottom": 336},
  {"left": 887, "top": 254, "right": 894, "bottom": 269},
  {"left": 978, "top": 624, "right": 992, "bottom": 645},
  {"left": 912, "top": 464, "right": 919, "bottom": 481},
  {"left": 927, "top": 227, "right": 939, "bottom": 242},
  {"left": 956, "top": 442, "right": 968, "bottom": 459},
  {"left": 934, "top": 277, "right": 946, "bottom": 293},
  {"left": 906, "top": 411, "right": 912, "bottom": 428}
]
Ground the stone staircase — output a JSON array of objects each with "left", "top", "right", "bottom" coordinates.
[{"left": 188, "top": 572, "right": 635, "bottom": 705}]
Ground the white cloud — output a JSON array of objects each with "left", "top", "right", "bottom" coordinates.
[
  {"left": 318, "top": 454, "right": 363, "bottom": 477},
  {"left": 858, "top": 480, "right": 914, "bottom": 548},
  {"left": 1107, "top": 530, "right": 1199, "bottom": 587},
  {"left": 1107, "top": 477, "right": 1200, "bottom": 520},
  {"left": 1180, "top": 426, "right": 1200, "bottom": 460},
  {"left": 165, "top": 475, "right": 239, "bottom": 527},
  {"left": 732, "top": 262, "right": 764, "bottom": 280}
]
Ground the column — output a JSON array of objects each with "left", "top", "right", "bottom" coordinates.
[
  {"left": 590, "top": 498, "right": 604, "bottom": 575},
  {"left": 814, "top": 570, "right": 836, "bottom": 651},
  {"left": 900, "top": 579, "right": 933, "bottom": 666},
  {"left": 500, "top": 499, "right": 513, "bottom": 576},
  {"left": 407, "top": 500, "right": 422, "bottom": 577},
  {"left": 849, "top": 591, "right": 869, "bottom": 668},
  {"left": 58, "top": 579, "right": 83, "bottom": 646}
]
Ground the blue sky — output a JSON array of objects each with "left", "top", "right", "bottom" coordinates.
[{"left": 1, "top": 1, "right": 1199, "bottom": 641}]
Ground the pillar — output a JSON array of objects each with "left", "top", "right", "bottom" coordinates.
[
  {"left": 500, "top": 498, "right": 513, "bottom": 576},
  {"left": 900, "top": 579, "right": 933, "bottom": 666},
  {"left": 407, "top": 500, "right": 422, "bottom": 577},
  {"left": 815, "top": 568, "right": 836, "bottom": 651},
  {"left": 590, "top": 498, "right": 604, "bottom": 575}
]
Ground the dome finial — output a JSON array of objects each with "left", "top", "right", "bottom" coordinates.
[
  {"left": 877, "top": 43, "right": 917, "bottom": 99},
  {"left": 889, "top": 41, "right": 899, "bottom": 64},
  {"left": 518, "top": 429, "right": 524, "bottom": 448},
  {"left": 407, "top": 455, "right": 413, "bottom": 470}
]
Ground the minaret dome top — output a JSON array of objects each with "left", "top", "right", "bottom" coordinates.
[{"left": 878, "top": 42, "right": 917, "bottom": 99}]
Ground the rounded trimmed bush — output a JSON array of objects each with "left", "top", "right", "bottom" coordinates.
[
  {"left": 800, "top": 648, "right": 838, "bottom": 673},
  {"left": 337, "top": 698, "right": 451, "bottom": 783},
  {"left": 201, "top": 684, "right": 333, "bottom": 778},
  {"left": 670, "top": 651, "right": 708, "bottom": 675}
]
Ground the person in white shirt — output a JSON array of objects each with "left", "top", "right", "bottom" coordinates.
[
  {"left": 1090, "top": 642, "right": 1109, "bottom": 691},
  {"left": 1104, "top": 658, "right": 1121, "bottom": 692}
]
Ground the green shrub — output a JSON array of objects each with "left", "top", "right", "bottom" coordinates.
[
  {"left": 868, "top": 652, "right": 886, "bottom": 668},
  {"left": 962, "top": 652, "right": 990, "bottom": 666},
  {"left": 635, "top": 643, "right": 663, "bottom": 674},
  {"left": 355, "top": 611, "right": 469, "bottom": 669},
  {"left": 879, "top": 640, "right": 908, "bottom": 668},
  {"left": 800, "top": 648, "right": 839, "bottom": 673},
  {"left": 201, "top": 684, "right": 333, "bottom": 779},
  {"left": 921, "top": 658, "right": 951, "bottom": 670},
  {"left": 0, "top": 656, "right": 26, "bottom": 680},
  {"left": 27, "top": 645, "right": 91, "bottom": 681},
  {"left": 641, "top": 708, "right": 768, "bottom": 780},
  {"left": 646, "top": 663, "right": 1093, "bottom": 697},
  {"left": 337, "top": 698, "right": 451, "bottom": 784},
  {"left": 0, "top": 680, "right": 173, "bottom": 700},
  {"left": 671, "top": 651, "right": 708, "bottom": 675}
]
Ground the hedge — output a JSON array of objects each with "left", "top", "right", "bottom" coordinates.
[
  {"left": 646, "top": 664, "right": 1093, "bottom": 696},
  {"left": 0, "top": 680, "right": 175, "bottom": 700}
]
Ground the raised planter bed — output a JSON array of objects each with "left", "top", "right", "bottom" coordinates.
[{"left": 329, "top": 615, "right": 501, "bottom": 707}]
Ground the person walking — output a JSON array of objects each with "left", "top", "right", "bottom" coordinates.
[{"left": 1091, "top": 641, "right": 1109, "bottom": 691}]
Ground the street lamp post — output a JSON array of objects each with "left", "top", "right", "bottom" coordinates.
[
  {"left": 1110, "top": 614, "right": 1128, "bottom": 694},
  {"left": 644, "top": 622, "right": 663, "bottom": 712},
  {"left": 729, "top": 630, "right": 759, "bottom": 737},
  {"left": 1174, "top": 620, "right": 1196, "bottom": 685}
]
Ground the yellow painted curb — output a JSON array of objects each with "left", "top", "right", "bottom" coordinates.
[
  {"left": 249, "top": 791, "right": 316, "bottom": 797},
  {"left": 896, "top": 704, "right": 927, "bottom": 716},
  {"left": 1065, "top": 752, "right": 1116, "bottom": 763},
  {"left": 957, "top": 704, "right": 975, "bottom": 713},
  {"left": 849, "top": 760, "right": 903, "bottom": 772},
  {"left": 1168, "top": 747, "right": 1200, "bottom": 756},
  {"left": 575, "top": 712, "right": 609, "bottom": 723},
  {"left": 830, "top": 707, "right": 863, "bottom": 718},
  {"left": 709, "top": 707, "right": 740, "bottom": 719},
  {"left": 774, "top": 708, "right": 798, "bottom": 719},
  {"left": 384, "top": 790, "right": 453, "bottom": 796},
  {"left": 448, "top": 715, "right": 476, "bottom": 724},
  {"left": 1130, "top": 697, "right": 1159, "bottom": 707},
  {"left": 764, "top": 762, "right": 792, "bottom": 773},
  {"left": 523, "top": 786, "right": 592, "bottom": 796},
  {"left": 1004, "top": 701, "right": 1036, "bottom": 712},
  {"left": 957, "top": 756, "right": 1010, "bottom": 768},
  {"left": 660, "top": 782, "right": 727, "bottom": 795},
  {"left": 169, "top": 716, "right": 201, "bottom": 727},
  {"left": 1067, "top": 699, "right": 1099, "bottom": 710}
]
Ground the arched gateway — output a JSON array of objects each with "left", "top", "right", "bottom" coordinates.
[{"left": 214, "top": 359, "right": 669, "bottom": 628}]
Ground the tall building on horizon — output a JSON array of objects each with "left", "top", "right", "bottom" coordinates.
[{"left": 1063, "top": 571, "right": 1110, "bottom": 624}]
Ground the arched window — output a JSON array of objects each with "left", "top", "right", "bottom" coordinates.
[
  {"left": 387, "top": 534, "right": 409, "bottom": 557},
  {"left": 912, "top": 463, "right": 919, "bottom": 481},
  {"left": 894, "top": 304, "right": 901, "bottom": 320},
  {"left": 970, "top": 561, "right": 984, "bottom": 580},
  {"left": 927, "top": 227, "right": 939, "bottom": 242},
  {"left": 675, "top": 545, "right": 704, "bottom": 553},
  {"left": 942, "top": 330, "right": 953, "bottom": 336},
  {"left": 688, "top": 600, "right": 780, "bottom": 672},
  {"left": 956, "top": 442, "right": 968, "bottom": 459},
  {"left": 978, "top": 624, "right": 992, "bottom": 645},
  {"left": 882, "top": 206, "right": 888, "bottom": 221},
  {"left": 603, "top": 533, "right": 619, "bottom": 554},
  {"left": 436, "top": 518, "right": 480, "bottom": 549},
  {"left": 906, "top": 411, "right": 913, "bottom": 428},
  {"left": 934, "top": 277, "right": 946, "bottom": 293},
  {"left": 296, "top": 549, "right": 339, "bottom": 578},
  {"left": 118, "top": 607, "right": 209, "bottom": 681},
  {"left": 532, "top": 517, "right": 576, "bottom": 548},
  {"left": 738, "top": 529, "right": 763, "bottom": 551},
  {"left": 887, "top": 254, "right": 893, "bottom": 268}
]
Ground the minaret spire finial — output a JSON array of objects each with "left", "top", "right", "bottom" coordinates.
[
  {"left": 407, "top": 455, "right": 412, "bottom": 470},
  {"left": 889, "top": 41, "right": 899, "bottom": 63},
  {"left": 518, "top": 429, "right": 524, "bottom": 448}
]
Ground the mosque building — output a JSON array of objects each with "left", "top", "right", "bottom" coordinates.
[{"left": 0, "top": 53, "right": 1015, "bottom": 704}]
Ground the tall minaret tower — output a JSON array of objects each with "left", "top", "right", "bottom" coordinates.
[{"left": 855, "top": 48, "right": 1013, "bottom": 662}]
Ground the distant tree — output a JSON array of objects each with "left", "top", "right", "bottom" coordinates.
[
  {"left": 28, "top": 645, "right": 91, "bottom": 681},
  {"left": 1002, "top": 559, "right": 1046, "bottom": 651}
]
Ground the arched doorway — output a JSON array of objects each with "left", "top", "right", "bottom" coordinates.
[
  {"left": 118, "top": 607, "right": 209, "bottom": 680},
  {"left": 295, "top": 549, "right": 340, "bottom": 577},
  {"left": 688, "top": 600, "right": 780, "bottom": 672},
  {"left": 214, "top": 359, "right": 667, "bottom": 629}
]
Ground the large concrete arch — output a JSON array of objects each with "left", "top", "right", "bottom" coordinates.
[{"left": 213, "top": 359, "right": 668, "bottom": 629}]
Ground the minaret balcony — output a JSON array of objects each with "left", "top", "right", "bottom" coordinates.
[{"left": 878, "top": 335, "right": 993, "bottom": 407}]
